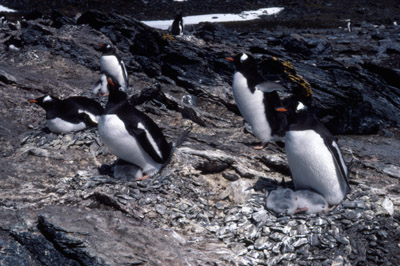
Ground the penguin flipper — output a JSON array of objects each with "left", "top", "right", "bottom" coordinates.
[
  {"left": 263, "top": 90, "right": 287, "bottom": 135},
  {"left": 327, "top": 140, "right": 351, "bottom": 190},
  {"left": 120, "top": 60, "right": 129, "bottom": 88},
  {"left": 128, "top": 127, "right": 165, "bottom": 164},
  {"left": 78, "top": 111, "right": 98, "bottom": 127},
  {"left": 256, "top": 81, "right": 286, "bottom": 93}
]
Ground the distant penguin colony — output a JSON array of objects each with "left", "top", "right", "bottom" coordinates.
[
  {"left": 29, "top": 95, "right": 104, "bottom": 133},
  {"left": 277, "top": 101, "right": 350, "bottom": 206},
  {"left": 226, "top": 53, "right": 287, "bottom": 149},
  {"left": 93, "top": 43, "right": 129, "bottom": 95},
  {"left": 98, "top": 78, "right": 172, "bottom": 180},
  {"left": 27, "top": 35, "right": 351, "bottom": 210}
]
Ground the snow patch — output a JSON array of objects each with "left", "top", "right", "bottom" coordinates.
[
  {"left": 0, "top": 5, "right": 16, "bottom": 12},
  {"left": 142, "top": 7, "right": 284, "bottom": 30}
]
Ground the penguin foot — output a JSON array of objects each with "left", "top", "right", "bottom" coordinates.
[
  {"left": 253, "top": 144, "right": 266, "bottom": 150},
  {"left": 295, "top": 207, "right": 308, "bottom": 214},
  {"left": 135, "top": 175, "right": 149, "bottom": 181}
]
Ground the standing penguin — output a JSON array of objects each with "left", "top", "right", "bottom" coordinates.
[
  {"left": 277, "top": 102, "right": 350, "bottom": 205},
  {"left": 96, "top": 43, "right": 129, "bottom": 93},
  {"left": 98, "top": 78, "right": 172, "bottom": 179},
  {"left": 29, "top": 95, "right": 104, "bottom": 133},
  {"left": 170, "top": 12, "right": 183, "bottom": 35},
  {"left": 227, "top": 53, "right": 287, "bottom": 149}
]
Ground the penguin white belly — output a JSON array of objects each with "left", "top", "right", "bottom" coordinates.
[
  {"left": 285, "top": 130, "right": 347, "bottom": 205},
  {"left": 47, "top": 118, "right": 86, "bottom": 133},
  {"left": 100, "top": 56, "right": 127, "bottom": 89},
  {"left": 232, "top": 72, "right": 271, "bottom": 143},
  {"left": 98, "top": 114, "right": 162, "bottom": 174}
]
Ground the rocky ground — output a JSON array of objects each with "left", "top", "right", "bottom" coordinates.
[{"left": 0, "top": 1, "right": 399, "bottom": 265}]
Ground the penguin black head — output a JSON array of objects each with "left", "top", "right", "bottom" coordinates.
[
  {"left": 98, "top": 43, "right": 115, "bottom": 54},
  {"left": 226, "top": 53, "right": 257, "bottom": 72},
  {"left": 105, "top": 78, "right": 128, "bottom": 109},
  {"left": 276, "top": 101, "right": 308, "bottom": 115},
  {"left": 276, "top": 101, "right": 314, "bottom": 128},
  {"left": 29, "top": 95, "right": 59, "bottom": 110},
  {"left": 226, "top": 53, "right": 265, "bottom": 90}
]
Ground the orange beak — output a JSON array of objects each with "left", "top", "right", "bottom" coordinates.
[
  {"left": 276, "top": 107, "right": 288, "bottom": 112},
  {"left": 29, "top": 99, "right": 37, "bottom": 103},
  {"left": 226, "top": 57, "right": 234, "bottom": 62},
  {"left": 107, "top": 77, "right": 114, "bottom": 86}
]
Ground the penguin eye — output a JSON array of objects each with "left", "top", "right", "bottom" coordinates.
[{"left": 119, "top": 87, "right": 124, "bottom": 92}]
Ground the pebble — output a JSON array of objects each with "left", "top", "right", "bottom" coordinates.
[
  {"left": 292, "top": 238, "right": 308, "bottom": 248},
  {"left": 308, "top": 234, "right": 320, "bottom": 246},
  {"left": 381, "top": 197, "right": 394, "bottom": 215},
  {"left": 155, "top": 204, "right": 166, "bottom": 215},
  {"left": 254, "top": 237, "right": 274, "bottom": 250},
  {"left": 314, "top": 217, "right": 328, "bottom": 226},
  {"left": 252, "top": 209, "right": 268, "bottom": 224},
  {"left": 281, "top": 236, "right": 295, "bottom": 253},
  {"left": 269, "top": 232, "right": 284, "bottom": 242}
]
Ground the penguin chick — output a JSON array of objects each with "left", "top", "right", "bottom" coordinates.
[
  {"left": 266, "top": 188, "right": 297, "bottom": 215},
  {"left": 29, "top": 95, "right": 104, "bottom": 133},
  {"left": 277, "top": 101, "right": 350, "bottom": 205},
  {"left": 98, "top": 78, "right": 172, "bottom": 180},
  {"left": 294, "top": 190, "right": 329, "bottom": 214},
  {"left": 98, "top": 43, "right": 129, "bottom": 92},
  {"left": 92, "top": 74, "right": 108, "bottom": 96},
  {"left": 227, "top": 53, "right": 287, "bottom": 149}
]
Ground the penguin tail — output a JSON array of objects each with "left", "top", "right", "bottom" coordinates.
[
  {"left": 173, "top": 124, "right": 193, "bottom": 148},
  {"left": 157, "top": 125, "right": 192, "bottom": 178}
]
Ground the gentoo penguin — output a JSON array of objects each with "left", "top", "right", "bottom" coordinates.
[
  {"left": 226, "top": 53, "right": 287, "bottom": 149},
  {"left": 29, "top": 95, "right": 104, "bottom": 133},
  {"left": 97, "top": 43, "right": 129, "bottom": 93},
  {"left": 170, "top": 12, "right": 183, "bottom": 35},
  {"left": 98, "top": 78, "right": 172, "bottom": 179},
  {"left": 277, "top": 102, "right": 350, "bottom": 205}
]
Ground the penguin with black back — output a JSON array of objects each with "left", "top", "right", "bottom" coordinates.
[
  {"left": 170, "top": 12, "right": 183, "bottom": 35},
  {"left": 29, "top": 95, "right": 104, "bottom": 133},
  {"left": 93, "top": 43, "right": 129, "bottom": 95},
  {"left": 276, "top": 101, "right": 350, "bottom": 205},
  {"left": 226, "top": 53, "right": 287, "bottom": 149},
  {"left": 98, "top": 78, "right": 172, "bottom": 180}
]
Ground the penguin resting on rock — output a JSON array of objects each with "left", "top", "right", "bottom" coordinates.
[
  {"left": 277, "top": 101, "right": 350, "bottom": 206},
  {"left": 227, "top": 53, "right": 287, "bottom": 149},
  {"left": 170, "top": 12, "right": 183, "bottom": 35},
  {"left": 29, "top": 95, "right": 104, "bottom": 133},
  {"left": 93, "top": 43, "right": 129, "bottom": 95},
  {"left": 98, "top": 78, "right": 172, "bottom": 180}
]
